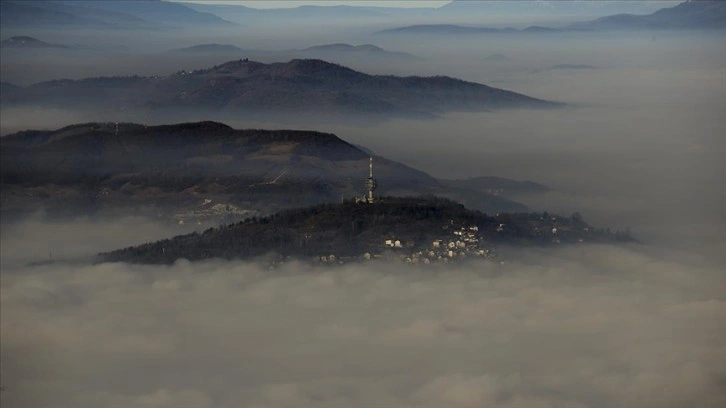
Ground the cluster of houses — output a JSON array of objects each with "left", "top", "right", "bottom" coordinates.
[{"left": 317, "top": 222, "right": 496, "bottom": 265}]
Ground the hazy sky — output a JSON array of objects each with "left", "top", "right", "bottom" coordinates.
[{"left": 175, "top": 0, "right": 450, "bottom": 8}]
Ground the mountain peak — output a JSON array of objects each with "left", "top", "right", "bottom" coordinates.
[{"left": 275, "top": 59, "right": 365, "bottom": 79}]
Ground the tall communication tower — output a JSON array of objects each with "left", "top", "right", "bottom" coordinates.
[{"left": 364, "top": 157, "right": 377, "bottom": 203}]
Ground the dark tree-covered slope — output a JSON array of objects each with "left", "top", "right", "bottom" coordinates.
[
  {"left": 100, "top": 196, "right": 633, "bottom": 265},
  {"left": 1, "top": 121, "right": 527, "bottom": 220}
]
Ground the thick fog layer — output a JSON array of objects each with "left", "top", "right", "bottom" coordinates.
[
  {"left": 2, "top": 244, "right": 725, "bottom": 408},
  {"left": 0, "top": 216, "right": 211, "bottom": 269}
]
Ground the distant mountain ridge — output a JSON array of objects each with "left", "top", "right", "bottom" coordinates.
[
  {"left": 571, "top": 0, "right": 726, "bottom": 30},
  {"left": 0, "top": 36, "right": 68, "bottom": 49},
  {"left": 0, "top": 35, "right": 129, "bottom": 52},
  {"left": 438, "top": 0, "right": 677, "bottom": 16},
  {"left": 165, "top": 42, "right": 418, "bottom": 61},
  {"left": 1, "top": 58, "right": 559, "bottom": 118},
  {"left": 4, "top": 1, "right": 712, "bottom": 33},
  {"left": 187, "top": 0, "right": 675, "bottom": 25},
  {"left": 302, "top": 43, "right": 418, "bottom": 60},
  {"left": 381, "top": 1, "right": 725, "bottom": 34},
  {"left": 0, "top": 0, "right": 235, "bottom": 30},
  {"left": 377, "top": 24, "right": 580, "bottom": 35}
]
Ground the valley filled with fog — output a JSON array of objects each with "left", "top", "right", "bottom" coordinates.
[
  {"left": 1, "top": 1, "right": 725, "bottom": 407},
  {"left": 3, "top": 31, "right": 723, "bottom": 259}
]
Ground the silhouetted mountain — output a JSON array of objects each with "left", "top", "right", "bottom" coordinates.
[
  {"left": 571, "top": 0, "right": 726, "bottom": 30},
  {"left": 438, "top": 0, "right": 675, "bottom": 18},
  {"left": 59, "top": 0, "right": 235, "bottom": 27},
  {"left": 1, "top": 121, "right": 527, "bottom": 221},
  {"left": 2, "top": 59, "right": 559, "bottom": 118},
  {"left": 377, "top": 24, "right": 582, "bottom": 35},
  {"left": 0, "top": 1, "right": 115, "bottom": 29},
  {"left": 302, "top": 43, "right": 416, "bottom": 59},
  {"left": 1, "top": 36, "right": 68, "bottom": 49},
  {"left": 0, "top": 0, "right": 234, "bottom": 30},
  {"left": 99, "top": 196, "right": 632, "bottom": 265},
  {"left": 0, "top": 82, "right": 21, "bottom": 99},
  {"left": 379, "top": 24, "right": 508, "bottom": 35},
  {"left": 170, "top": 43, "right": 246, "bottom": 53},
  {"left": 186, "top": 0, "right": 671, "bottom": 26},
  {"left": 381, "top": 1, "right": 724, "bottom": 34},
  {"left": 185, "top": 2, "right": 394, "bottom": 24}
]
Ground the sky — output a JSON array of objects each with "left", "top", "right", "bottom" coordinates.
[{"left": 174, "top": 0, "right": 451, "bottom": 8}]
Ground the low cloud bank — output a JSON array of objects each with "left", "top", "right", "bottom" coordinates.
[
  {"left": 2, "top": 245, "right": 724, "bottom": 408},
  {"left": 0, "top": 215, "right": 207, "bottom": 269}
]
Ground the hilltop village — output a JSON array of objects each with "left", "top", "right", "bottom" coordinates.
[
  {"left": 312, "top": 158, "right": 570, "bottom": 266},
  {"left": 317, "top": 221, "right": 496, "bottom": 266},
  {"left": 100, "top": 158, "right": 631, "bottom": 266}
]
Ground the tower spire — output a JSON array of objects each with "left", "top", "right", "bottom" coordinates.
[{"left": 364, "top": 156, "right": 377, "bottom": 204}]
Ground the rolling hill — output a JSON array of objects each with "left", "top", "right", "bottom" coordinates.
[
  {"left": 0, "top": 121, "right": 530, "bottom": 221},
  {"left": 1, "top": 58, "right": 560, "bottom": 118},
  {"left": 98, "top": 195, "right": 632, "bottom": 265},
  {"left": 301, "top": 43, "right": 417, "bottom": 60}
]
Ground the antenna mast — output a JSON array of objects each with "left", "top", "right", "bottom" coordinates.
[{"left": 364, "top": 157, "right": 377, "bottom": 204}]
